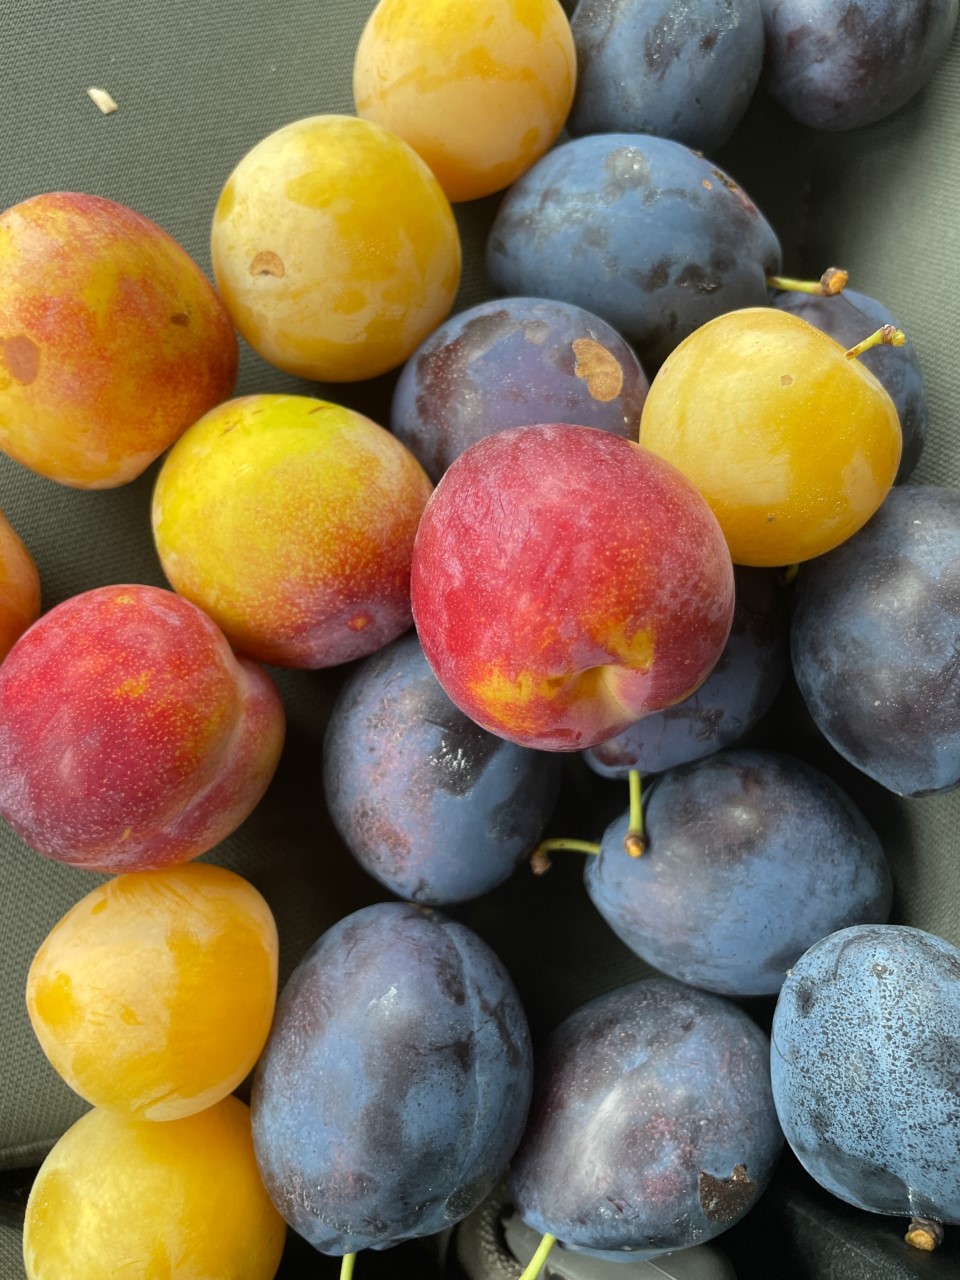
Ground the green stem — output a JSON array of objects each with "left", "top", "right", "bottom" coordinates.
[
  {"left": 530, "top": 838, "right": 601, "bottom": 875},
  {"left": 517, "top": 1232, "right": 557, "bottom": 1279},
  {"left": 625, "top": 770, "right": 646, "bottom": 857},
  {"left": 845, "top": 324, "right": 906, "bottom": 359},
  {"left": 340, "top": 1253, "right": 357, "bottom": 1280},
  {"left": 767, "top": 266, "right": 847, "bottom": 296}
]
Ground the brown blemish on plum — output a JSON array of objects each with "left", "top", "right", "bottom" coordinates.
[
  {"left": 698, "top": 1164, "right": 756, "bottom": 1222},
  {"left": 1, "top": 336, "right": 40, "bottom": 385},
  {"left": 249, "top": 251, "right": 285, "bottom": 278},
  {"left": 702, "top": 179, "right": 713, "bottom": 190},
  {"left": 781, "top": 374, "right": 794, "bottom": 387},
  {"left": 348, "top": 614, "right": 372, "bottom": 632},
  {"left": 170, "top": 312, "right": 190, "bottom": 327},
  {"left": 572, "top": 339, "right": 624, "bottom": 402}
]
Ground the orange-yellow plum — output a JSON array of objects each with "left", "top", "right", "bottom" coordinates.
[
  {"left": 210, "top": 115, "right": 461, "bottom": 380},
  {"left": 354, "top": 0, "right": 577, "bottom": 202},
  {"left": 26, "top": 863, "right": 278, "bottom": 1121},
  {"left": 22, "top": 1099, "right": 286, "bottom": 1280},
  {"left": 0, "top": 192, "right": 238, "bottom": 488},
  {"left": 152, "top": 394, "right": 433, "bottom": 668},
  {"left": 0, "top": 508, "right": 40, "bottom": 660},
  {"left": 640, "top": 309, "right": 902, "bottom": 566},
  {"left": 0, "top": 585, "right": 285, "bottom": 872}
]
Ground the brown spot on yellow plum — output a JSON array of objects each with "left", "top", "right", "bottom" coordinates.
[{"left": 248, "top": 250, "right": 285, "bottom": 278}]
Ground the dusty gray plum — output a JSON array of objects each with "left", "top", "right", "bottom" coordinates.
[
  {"left": 569, "top": 0, "right": 765, "bottom": 152},
  {"left": 486, "top": 133, "right": 781, "bottom": 370},
  {"left": 390, "top": 297, "right": 649, "bottom": 482},
  {"left": 510, "top": 978, "right": 783, "bottom": 1259},
  {"left": 772, "top": 287, "right": 928, "bottom": 483},
  {"left": 760, "top": 0, "right": 959, "bottom": 130},
  {"left": 584, "top": 566, "right": 787, "bottom": 777},
  {"left": 772, "top": 924, "right": 960, "bottom": 1223},
  {"left": 322, "top": 633, "right": 562, "bottom": 905},
  {"left": 251, "top": 902, "right": 533, "bottom": 1255},
  {"left": 585, "top": 749, "right": 892, "bottom": 996},
  {"left": 792, "top": 485, "right": 960, "bottom": 797}
]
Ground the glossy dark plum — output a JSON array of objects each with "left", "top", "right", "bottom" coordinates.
[
  {"left": 390, "top": 297, "right": 649, "bottom": 482},
  {"left": 792, "top": 485, "right": 960, "bottom": 797},
  {"left": 569, "top": 0, "right": 764, "bottom": 153},
  {"left": 585, "top": 749, "right": 892, "bottom": 996},
  {"left": 510, "top": 978, "right": 783, "bottom": 1259},
  {"left": 486, "top": 133, "right": 782, "bottom": 370},
  {"left": 760, "top": 0, "right": 959, "bottom": 130},
  {"left": 584, "top": 567, "right": 787, "bottom": 777},
  {"left": 771, "top": 924, "right": 960, "bottom": 1222},
  {"left": 772, "top": 287, "right": 928, "bottom": 482},
  {"left": 252, "top": 902, "right": 533, "bottom": 1255},
  {"left": 322, "top": 633, "right": 562, "bottom": 905}
]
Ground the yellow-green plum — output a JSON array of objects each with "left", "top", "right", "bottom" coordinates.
[
  {"left": 0, "top": 192, "right": 238, "bottom": 488},
  {"left": 210, "top": 115, "right": 461, "bottom": 380},
  {"left": 0, "top": 507, "right": 40, "bottom": 661},
  {"left": 0, "top": 585, "right": 285, "bottom": 873},
  {"left": 22, "top": 1099, "right": 286, "bottom": 1280},
  {"left": 153, "top": 394, "right": 434, "bottom": 668},
  {"left": 411, "top": 424, "right": 734, "bottom": 750},
  {"left": 26, "top": 864, "right": 279, "bottom": 1121}
]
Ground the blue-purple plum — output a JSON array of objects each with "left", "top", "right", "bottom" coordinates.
[
  {"left": 760, "top": 0, "right": 959, "bottom": 130},
  {"left": 772, "top": 287, "right": 928, "bottom": 482},
  {"left": 585, "top": 749, "right": 892, "bottom": 996},
  {"left": 791, "top": 485, "right": 960, "bottom": 797},
  {"left": 584, "top": 567, "right": 787, "bottom": 778},
  {"left": 251, "top": 902, "right": 533, "bottom": 1255},
  {"left": 569, "top": 0, "right": 765, "bottom": 153},
  {"left": 771, "top": 924, "right": 960, "bottom": 1223},
  {"left": 322, "top": 633, "right": 562, "bottom": 905},
  {"left": 486, "top": 133, "right": 782, "bottom": 370},
  {"left": 510, "top": 978, "right": 783, "bottom": 1259},
  {"left": 390, "top": 298, "right": 649, "bottom": 482}
]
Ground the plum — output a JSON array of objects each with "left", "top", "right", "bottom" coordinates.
[{"left": 0, "top": 507, "right": 39, "bottom": 662}]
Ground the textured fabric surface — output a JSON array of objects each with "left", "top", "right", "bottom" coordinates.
[{"left": 1, "top": 0, "right": 960, "bottom": 1275}]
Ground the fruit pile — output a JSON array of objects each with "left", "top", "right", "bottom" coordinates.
[{"left": 2, "top": 0, "right": 959, "bottom": 1277}]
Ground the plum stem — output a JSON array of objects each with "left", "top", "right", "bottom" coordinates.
[
  {"left": 530, "top": 839, "right": 601, "bottom": 875},
  {"left": 767, "top": 267, "right": 848, "bottom": 296},
  {"left": 340, "top": 1253, "right": 357, "bottom": 1279},
  {"left": 779, "top": 563, "right": 799, "bottom": 586},
  {"left": 625, "top": 770, "right": 646, "bottom": 857},
  {"left": 844, "top": 325, "right": 906, "bottom": 359},
  {"left": 517, "top": 1232, "right": 557, "bottom": 1279},
  {"left": 905, "top": 1218, "right": 944, "bottom": 1251}
]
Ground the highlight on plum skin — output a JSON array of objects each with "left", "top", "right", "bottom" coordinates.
[
  {"left": 22, "top": 1097, "right": 286, "bottom": 1280},
  {"left": 353, "top": 0, "right": 577, "bottom": 203},
  {"left": 26, "top": 863, "right": 279, "bottom": 1121},
  {"left": 0, "top": 584, "right": 285, "bottom": 872}
]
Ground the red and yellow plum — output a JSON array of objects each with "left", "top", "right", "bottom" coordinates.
[
  {"left": 153, "top": 394, "right": 433, "bottom": 668},
  {"left": 390, "top": 297, "right": 649, "bottom": 481},
  {"left": 0, "top": 585, "right": 284, "bottom": 872},
  {"left": 0, "top": 192, "right": 237, "bottom": 488},
  {"left": 411, "top": 424, "right": 735, "bottom": 751},
  {"left": 251, "top": 902, "right": 533, "bottom": 1254},
  {"left": 322, "top": 633, "right": 562, "bottom": 904},
  {"left": 486, "top": 133, "right": 781, "bottom": 369},
  {"left": 510, "top": 978, "right": 783, "bottom": 1259},
  {"left": 0, "top": 508, "right": 40, "bottom": 662},
  {"left": 585, "top": 749, "right": 892, "bottom": 996}
]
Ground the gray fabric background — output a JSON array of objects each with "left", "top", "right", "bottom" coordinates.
[{"left": 1, "top": 0, "right": 959, "bottom": 1274}]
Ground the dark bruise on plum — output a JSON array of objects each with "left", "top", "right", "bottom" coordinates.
[
  {"left": 251, "top": 902, "right": 534, "bottom": 1255},
  {"left": 760, "top": 0, "right": 959, "bottom": 130},
  {"left": 569, "top": 0, "right": 765, "bottom": 153},
  {"left": 772, "top": 287, "right": 928, "bottom": 482},
  {"left": 584, "top": 566, "right": 787, "bottom": 777},
  {"left": 322, "top": 633, "right": 562, "bottom": 905},
  {"left": 771, "top": 924, "right": 960, "bottom": 1222},
  {"left": 485, "top": 133, "right": 782, "bottom": 371},
  {"left": 584, "top": 748, "right": 892, "bottom": 996},
  {"left": 390, "top": 297, "right": 649, "bottom": 482},
  {"left": 791, "top": 485, "right": 960, "bottom": 797},
  {"left": 510, "top": 978, "right": 783, "bottom": 1259}
]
